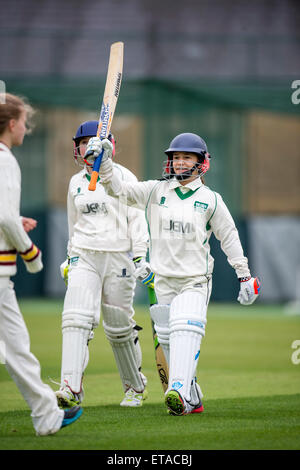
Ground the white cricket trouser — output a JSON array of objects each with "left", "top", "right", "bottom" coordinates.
[
  {"left": 61, "top": 248, "right": 140, "bottom": 392},
  {"left": 154, "top": 274, "right": 212, "bottom": 306},
  {"left": 66, "top": 248, "right": 136, "bottom": 327},
  {"left": 0, "top": 277, "right": 64, "bottom": 435}
]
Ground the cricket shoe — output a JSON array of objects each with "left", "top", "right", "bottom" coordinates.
[
  {"left": 189, "top": 378, "right": 204, "bottom": 414},
  {"left": 165, "top": 389, "right": 204, "bottom": 416},
  {"left": 120, "top": 387, "right": 148, "bottom": 407},
  {"left": 61, "top": 406, "right": 83, "bottom": 428},
  {"left": 55, "top": 384, "right": 84, "bottom": 409}
]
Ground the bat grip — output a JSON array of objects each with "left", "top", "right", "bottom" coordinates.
[
  {"left": 88, "top": 150, "right": 104, "bottom": 191},
  {"left": 148, "top": 286, "right": 157, "bottom": 306}
]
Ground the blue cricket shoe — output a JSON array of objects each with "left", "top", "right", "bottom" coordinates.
[{"left": 61, "top": 406, "right": 83, "bottom": 428}]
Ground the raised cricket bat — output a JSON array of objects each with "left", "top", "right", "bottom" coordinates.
[
  {"left": 88, "top": 41, "right": 124, "bottom": 191},
  {"left": 148, "top": 286, "right": 169, "bottom": 393}
]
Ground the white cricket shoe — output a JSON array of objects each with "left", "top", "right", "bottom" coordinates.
[
  {"left": 120, "top": 387, "right": 148, "bottom": 407},
  {"left": 55, "top": 384, "right": 84, "bottom": 409}
]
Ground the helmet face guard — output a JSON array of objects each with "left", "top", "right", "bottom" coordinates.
[
  {"left": 73, "top": 120, "right": 115, "bottom": 167},
  {"left": 163, "top": 132, "right": 211, "bottom": 180},
  {"left": 163, "top": 151, "right": 211, "bottom": 180}
]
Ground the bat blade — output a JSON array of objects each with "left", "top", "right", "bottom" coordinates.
[{"left": 88, "top": 42, "right": 124, "bottom": 191}]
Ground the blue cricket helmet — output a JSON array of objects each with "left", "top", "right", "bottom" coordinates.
[
  {"left": 73, "top": 120, "right": 115, "bottom": 164},
  {"left": 165, "top": 132, "right": 208, "bottom": 156},
  {"left": 163, "top": 132, "right": 211, "bottom": 179},
  {"left": 73, "top": 120, "right": 99, "bottom": 146}
]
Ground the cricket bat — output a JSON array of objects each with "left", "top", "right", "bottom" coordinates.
[
  {"left": 88, "top": 41, "right": 124, "bottom": 191},
  {"left": 148, "top": 286, "right": 169, "bottom": 393}
]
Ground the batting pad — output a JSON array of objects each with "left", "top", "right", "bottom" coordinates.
[
  {"left": 150, "top": 304, "right": 170, "bottom": 365},
  {"left": 61, "top": 285, "right": 97, "bottom": 392},
  {"left": 102, "top": 303, "right": 144, "bottom": 392},
  {"left": 168, "top": 291, "right": 206, "bottom": 402},
  {"left": 61, "top": 326, "right": 90, "bottom": 393}
]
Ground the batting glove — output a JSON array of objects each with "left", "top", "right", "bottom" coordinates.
[
  {"left": 60, "top": 258, "right": 70, "bottom": 287},
  {"left": 133, "top": 257, "right": 155, "bottom": 288},
  {"left": 84, "top": 137, "right": 102, "bottom": 160},
  {"left": 101, "top": 138, "right": 114, "bottom": 161},
  {"left": 238, "top": 276, "right": 261, "bottom": 306},
  {"left": 20, "top": 243, "right": 43, "bottom": 273}
]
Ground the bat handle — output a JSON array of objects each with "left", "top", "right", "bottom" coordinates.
[
  {"left": 147, "top": 285, "right": 157, "bottom": 306},
  {"left": 88, "top": 150, "right": 104, "bottom": 191}
]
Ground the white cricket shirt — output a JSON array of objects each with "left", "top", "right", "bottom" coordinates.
[
  {"left": 105, "top": 173, "right": 251, "bottom": 279},
  {"left": 67, "top": 163, "right": 148, "bottom": 257}
]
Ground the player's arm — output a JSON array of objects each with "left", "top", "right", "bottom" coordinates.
[
  {"left": 86, "top": 137, "right": 158, "bottom": 209},
  {"left": 66, "top": 183, "right": 77, "bottom": 256},
  {"left": 0, "top": 164, "right": 43, "bottom": 273},
  {"left": 209, "top": 193, "right": 260, "bottom": 305}
]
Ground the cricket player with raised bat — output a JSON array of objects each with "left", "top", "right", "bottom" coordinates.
[
  {"left": 86, "top": 131, "right": 261, "bottom": 416},
  {"left": 55, "top": 121, "right": 151, "bottom": 408},
  {"left": 0, "top": 93, "right": 82, "bottom": 435}
]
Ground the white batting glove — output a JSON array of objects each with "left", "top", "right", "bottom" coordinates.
[
  {"left": 238, "top": 276, "right": 261, "bottom": 306},
  {"left": 84, "top": 137, "right": 102, "bottom": 160},
  {"left": 20, "top": 243, "right": 43, "bottom": 273},
  {"left": 60, "top": 258, "right": 70, "bottom": 286},
  {"left": 101, "top": 138, "right": 114, "bottom": 162},
  {"left": 133, "top": 257, "right": 155, "bottom": 288}
]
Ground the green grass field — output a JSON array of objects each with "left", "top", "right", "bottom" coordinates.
[{"left": 0, "top": 299, "right": 300, "bottom": 450}]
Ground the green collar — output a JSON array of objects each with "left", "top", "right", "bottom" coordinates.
[
  {"left": 174, "top": 186, "right": 200, "bottom": 200},
  {"left": 85, "top": 173, "right": 100, "bottom": 183}
]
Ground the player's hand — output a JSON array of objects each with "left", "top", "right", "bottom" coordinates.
[
  {"left": 101, "top": 138, "right": 114, "bottom": 162},
  {"left": 22, "top": 217, "right": 37, "bottom": 233},
  {"left": 60, "top": 258, "right": 70, "bottom": 286},
  {"left": 133, "top": 257, "right": 155, "bottom": 287},
  {"left": 84, "top": 137, "right": 102, "bottom": 160},
  {"left": 20, "top": 243, "right": 43, "bottom": 273},
  {"left": 238, "top": 276, "right": 261, "bottom": 305}
]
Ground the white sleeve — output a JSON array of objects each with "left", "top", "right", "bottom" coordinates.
[
  {"left": 127, "top": 206, "right": 149, "bottom": 258},
  {"left": 66, "top": 182, "right": 76, "bottom": 256},
  {"left": 105, "top": 167, "right": 158, "bottom": 210},
  {"left": 0, "top": 163, "right": 33, "bottom": 252},
  {"left": 112, "top": 165, "right": 149, "bottom": 257},
  {"left": 209, "top": 193, "right": 251, "bottom": 278}
]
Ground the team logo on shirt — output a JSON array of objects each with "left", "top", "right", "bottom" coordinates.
[
  {"left": 82, "top": 202, "right": 108, "bottom": 215},
  {"left": 194, "top": 201, "right": 208, "bottom": 213},
  {"left": 158, "top": 196, "right": 168, "bottom": 207},
  {"left": 163, "top": 219, "right": 192, "bottom": 234},
  {"left": 74, "top": 187, "right": 83, "bottom": 198}
]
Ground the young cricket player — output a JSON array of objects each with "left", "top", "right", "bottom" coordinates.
[
  {"left": 55, "top": 121, "right": 151, "bottom": 408},
  {"left": 85, "top": 131, "right": 261, "bottom": 416},
  {"left": 0, "top": 93, "right": 82, "bottom": 435}
]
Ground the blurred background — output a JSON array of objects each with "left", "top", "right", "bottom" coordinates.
[{"left": 0, "top": 0, "right": 299, "bottom": 306}]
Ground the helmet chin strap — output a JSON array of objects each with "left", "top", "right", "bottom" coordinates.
[{"left": 174, "top": 163, "right": 200, "bottom": 181}]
